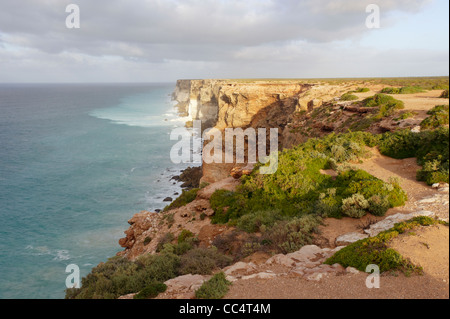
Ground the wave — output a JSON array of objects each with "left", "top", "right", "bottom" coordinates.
[{"left": 89, "top": 92, "right": 184, "bottom": 128}]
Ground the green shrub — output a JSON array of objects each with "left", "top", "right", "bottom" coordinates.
[
  {"left": 362, "top": 94, "right": 405, "bottom": 118},
  {"left": 236, "top": 209, "right": 284, "bottom": 233},
  {"left": 355, "top": 87, "right": 370, "bottom": 93},
  {"left": 136, "top": 253, "right": 181, "bottom": 283},
  {"left": 421, "top": 105, "right": 449, "bottom": 130},
  {"left": 394, "top": 111, "right": 417, "bottom": 121},
  {"left": 417, "top": 159, "right": 450, "bottom": 185},
  {"left": 440, "top": 90, "right": 449, "bottom": 98},
  {"left": 381, "top": 86, "right": 425, "bottom": 94},
  {"left": 65, "top": 252, "right": 180, "bottom": 299},
  {"left": 178, "top": 229, "right": 195, "bottom": 244},
  {"left": 134, "top": 283, "right": 167, "bottom": 299},
  {"left": 381, "top": 87, "right": 401, "bottom": 94},
  {"left": 341, "top": 193, "right": 370, "bottom": 218},
  {"left": 379, "top": 128, "right": 449, "bottom": 185},
  {"left": 156, "top": 233, "right": 175, "bottom": 252},
  {"left": 262, "top": 215, "right": 322, "bottom": 254},
  {"left": 341, "top": 93, "right": 359, "bottom": 101},
  {"left": 161, "top": 241, "right": 193, "bottom": 256},
  {"left": 164, "top": 188, "right": 199, "bottom": 212},
  {"left": 432, "top": 84, "right": 449, "bottom": 90},
  {"left": 315, "top": 189, "right": 342, "bottom": 218},
  {"left": 399, "top": 86, "right": 426, "bottom": 94},
  {"left": 367, "top": 195, "right": 391, "bottom": 217},
  {"left": 179, "top": 247, "right": 233, "bottom": 275},
  {"left": 195, "top": 272, "right": 231, "bottom": 300}
]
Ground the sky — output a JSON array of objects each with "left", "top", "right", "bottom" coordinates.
[{"left": 0, "top": 0, "right": 448, "bottom": 83}]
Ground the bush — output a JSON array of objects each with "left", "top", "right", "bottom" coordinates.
[
  {"left": 315, "top": 189, "right": 342, "bottom": 218},
  {"left": 134, "top": 283, "right": 167, "bottom": 299},
  {"left": 262, "top": 215, "right": 322, "bottom": 254},
  {"left": 440, "top": 90, "right": 449, "bottom": 98},
  {"left": 164, "top": 188, "right": 199, "bottom": 212},
  {"left": 432, "top": 84, "right": 449, "bottom": 90},
  {"left": 178, "top": 229, "right": 195, "bottom": 244},
  {"left": 179, "top": 247, "right": 233, "bottom": 275},
  {"left": 381, "top": 86, "right": 425, "bottom": 94},
  {"left": 379, "top": 128, "right": 449, "bottom": 185},
  {"left": 421, "top": 105, "right": 449, "bottom": 130},
  {"left": 394, "top": 111, "right": 417, "bottom": 121},
  {"left": 367, "top": 195, "right": 391, "bottom": 217},
  {"left": 381, "top": 87, "right": 401, "bottom": 94},
  {"left": 362, "top": 94, "right": 405, "bottom": 118},
  {"left": 355, "top": 87, "right": 370, "bottom": 93},
  {"left": 156, "top": 233, "right": 175, "bottom": 252},
  {"left": 341, "top": 193, "right": 370, "bottom": 218},
  {"left": 65, "top": 252, "right": 180, "bottom": 299},
  {"left": 195, "top": 272, "right": 231, "bottom": 300},
  {"left": 340, "top": 93, "right": 359, "bottom": 101},
  {"left": 236, "top": 209, "right": 284, "bottom": 233}
]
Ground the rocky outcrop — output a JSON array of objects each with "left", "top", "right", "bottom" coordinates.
[
  {"left": 117, "top": 178, "right": 240, "bottom": 260},
  {"left": 173, "top": 79, "right": 352, "bottom": 183}
]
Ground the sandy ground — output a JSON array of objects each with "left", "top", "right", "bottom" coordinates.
[
  {"left": 225, "top": 272, "right": 448, "bottom": 299},
  {"left": 389, "top": 225, "right": 449, "bottom": 283},
  {"left": 225, "top": 224, "right": 449, "bottom": 300}
]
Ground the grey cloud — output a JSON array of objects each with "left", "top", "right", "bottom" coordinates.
[{"left": 0, "top": 0, "right": 432, "bottom": 57}]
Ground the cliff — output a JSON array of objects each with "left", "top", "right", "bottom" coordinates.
[{"left": 173, "top": 79, "right": 352, "bottom": 183}]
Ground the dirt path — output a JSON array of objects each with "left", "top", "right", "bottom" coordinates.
[
  {"left": 353, "top": 148, "right": 449, "bottom": 221},
  {"left": 225, "top": 272, "right": 448, "bottom": 299}
]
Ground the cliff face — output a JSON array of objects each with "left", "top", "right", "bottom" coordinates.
[{"left": 173, "top": 79, "right": 350, "bottom": 183}]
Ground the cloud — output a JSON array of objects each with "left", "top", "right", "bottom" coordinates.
[{"left": 0, "top": 0, "right": 446, "bottom": 82}]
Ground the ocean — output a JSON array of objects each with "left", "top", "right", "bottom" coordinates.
[{"left": 0, "top": 83, "right": 191, "bottom": 299}]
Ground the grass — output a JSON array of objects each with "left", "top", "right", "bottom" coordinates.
[{"left": 325, "top": 216, "right": 446, "bottom": 274}]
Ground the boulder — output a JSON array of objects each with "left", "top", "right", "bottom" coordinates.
[{"left": 335, "top": 232, "right": 369, "bottom": 246}]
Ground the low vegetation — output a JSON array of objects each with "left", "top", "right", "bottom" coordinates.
[
  {"left": 65, "top": 233, "right": 232, "bottom": 299},
  {"left": 362, "top": 94, "right": 405, "bottom": 119},
  {"left": 378, "top": 128, "right": 449, "bottom": 185},
  {"left": 420, "top": 105, "right": 449, "bottom": 130},
  {"left": 340, "top": 93, "right": 359, "bottom": 101},
  {"left": 325, "top": 216, "right": 446, "bottom": 274},
  {"left": 381, "top": 86, "right": 426, "bottom": 95},
  {"left": 195, "top": 272, "right": 231, "bottom": 299},
  {"left": 164, "top": 188, "right": 199, "bottom": 212}
]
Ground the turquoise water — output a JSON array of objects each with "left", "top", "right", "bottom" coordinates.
[{"left": 0, "top": 83, "right": 189, "bottom": 299}]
